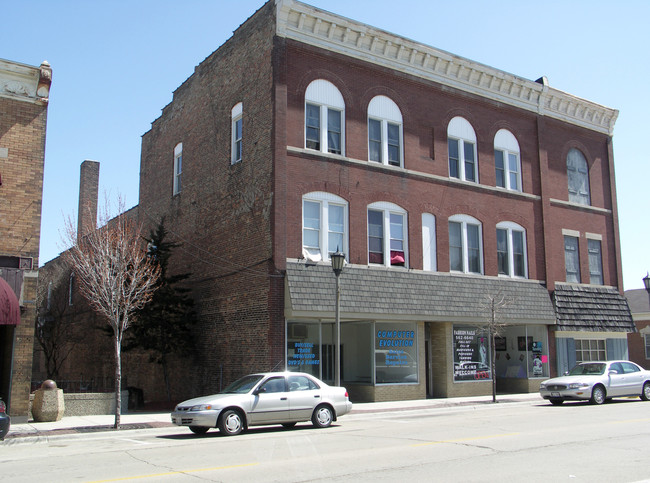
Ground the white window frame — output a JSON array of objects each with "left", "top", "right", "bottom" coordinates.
[
  {"left": 644, "top": 334, "right": 650, "bottom": 360},
  {"left": 305, "top": 80, "right": 345, "bottom": 156},
  {"left": 496, "top": 221, "right": 528, "bottom": 278},
  {"left": 367, "top": 201, "right": 408, "bottom": 268},
  {"left": 231, "top": 102, "right": 242, "bottom": 164},
  {"left": 575, "top": 338, "right": 606, "bottom": 362},
  {"left": 173, "top": 142, "right": 182, "bottom": 195},
  {"left": 494, "top": 129, "right": 521, "bottom": 191},
  {"left": 567, "top": 148, "right": 591, "bottom": 205},
  {"left": 448, "top": 117, "right": 478, "bottom": 183},
  {"left": 302, "top": 192, "right": 348, "bottom": 263},
  {"left": 448, "top": 214, "right": 483, "bottom": 274},
  {"left": 422, "top": 213, "right": 437, "bottom": 272},
  {"left": 367, "top": 96, "right": 403, "bottom": 168}
]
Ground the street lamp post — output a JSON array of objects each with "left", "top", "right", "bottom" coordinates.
[
  {"left": 331, "top": 251, "right": 345, "bottom": 387},
  {"left": 643, "top": 273, "right": 650, "bottom": 306}
]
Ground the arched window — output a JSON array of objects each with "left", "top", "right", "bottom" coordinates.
[
  {"left": 367, "top": 202, "right": 407, "bottom": 267},
  {"left": 302, "top": 192, "right": 348, "bottom": 262},
  {"left": 448, "top": 117, "right": 478, "bottom": 182},
  {"left": 448, "top": 214, "right": 483, "bottom": 274},
  {"left": 494, "top": 129, "right": 521, "bottom": 191},
  {"left": 496, "top": 221, "right": 527, "bottom": 278},
  {"left": 368, "top": 96, "right": 403, "bottom": 167},
  {"left": 305, "top": 80, "right": 345, "bottom": 155},
  {"left": 231, "top": 102, "right": 242, "bottom": 164},
  {"left": 567, "top": 148, "right": 590, "bottom": 205}
]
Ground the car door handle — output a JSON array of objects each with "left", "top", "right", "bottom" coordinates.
[
  {"left": 280, "top": 397, "right": 287, "bottom": 401},
  {"left": 314, "top": 395, "right": 321, "bottom": 398}
]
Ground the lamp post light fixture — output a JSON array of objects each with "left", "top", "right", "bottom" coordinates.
[
  {"left": 331, "top": 250, "right": 345, "bottom": 387},
  {"left": 643, "top": 273, "right": 650, "bottom": 306}
]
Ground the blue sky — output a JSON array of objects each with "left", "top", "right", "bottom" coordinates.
[{"left": 3, "top": 0, "right": 649, "bottom": 290}]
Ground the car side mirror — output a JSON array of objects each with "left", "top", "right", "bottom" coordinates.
[
  {"left": 254, "top": 387, "right": 266, "bottom": 395},
  {"left": 563, "top": 371, "right": 569, "bottom": 376},
  {"left": 608, "top": 370, "right": 618, "bottom": 375}
]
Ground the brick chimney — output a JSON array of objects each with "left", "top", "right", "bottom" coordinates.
[{"left": 77, "top": 160, "right": 99, "bottom": 240}]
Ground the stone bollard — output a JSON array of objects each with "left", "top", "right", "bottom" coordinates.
[{"left": 32, "top": 380, "right": 65, "bottom": 422}]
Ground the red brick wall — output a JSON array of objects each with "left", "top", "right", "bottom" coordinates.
[{"left": 280, "top": 41, "right": 619, "bottom": 289}]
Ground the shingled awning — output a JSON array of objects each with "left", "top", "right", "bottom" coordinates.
[
  {"left": 285, "top": 261, "right": 556, "bottom": 325},
  {"left": 552, "top": 284, "right": 635, "bottom": 332}
]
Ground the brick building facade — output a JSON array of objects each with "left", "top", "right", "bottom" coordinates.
[
  {"left": 0, "top": 58, "right": 51, "bottom": 421},
  {"left": 40, "top": 0, "right": 634, "bottom": 404}
]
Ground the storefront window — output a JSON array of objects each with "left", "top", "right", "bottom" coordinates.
[
  {"left": 375, "top": 322, "right": 418, "bottom": 384},
  {"left": 287, "top": 322, "right": 321, "bottom": 378},
  {"left": 453, "top": 326, "right": 491, "bottom": 382},
  {"left": 493, "top": 325, "right": 549, "bottom": 379}
]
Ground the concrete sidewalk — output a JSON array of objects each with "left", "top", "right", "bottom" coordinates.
[{"left": 4, "top": 393, "right": 541, "bottom": 441}]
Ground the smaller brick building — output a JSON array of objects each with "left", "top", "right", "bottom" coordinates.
[
  {"left": 626, "top": 289, "right": 650, "bottom": 369},
  {"left": 0, "top": 57, "right": 51, "bottom": 421}
]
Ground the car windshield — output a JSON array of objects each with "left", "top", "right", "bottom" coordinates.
[
  {"left": 221, "top": 374, "right": 265, "bottom": 394},
  {"left": 568, "top": 363, "right": 606, "bottom": 376}
]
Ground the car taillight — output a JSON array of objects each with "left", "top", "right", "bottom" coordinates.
[
  {"left": 0, "top": 401, "right": 5, "bottom": 413},
  {"left": 344, "top": 391, "right": 349, "bottom": 398}
]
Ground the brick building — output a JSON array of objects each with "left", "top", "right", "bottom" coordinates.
[
  {"left": 43, "top": 0, "right": 634, "bottom": 404},
  {"left": 625, "top": 288, "right": 650, "bottom": 369},
  {"left": 0, "top": 58, "right": 51, "bottom": 421}
]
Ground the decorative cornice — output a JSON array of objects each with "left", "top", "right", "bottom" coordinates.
[
  {"left": 0, "top": 58, "right": 51, "bottom": 105},
  {"left": 275, "top": 0, "right": 617, "bottom": 135}
]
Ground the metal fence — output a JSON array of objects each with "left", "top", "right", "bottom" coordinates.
[{"left": 31, "top": 376, "right": 121, "bottom": 393}]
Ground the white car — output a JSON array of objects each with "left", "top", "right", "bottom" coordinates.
[
  {"left": 171, "top": 372, "right": 352, "bottom": 435},
  {"left": 539, "top": 360, "right": 650, "bottom": 405}
]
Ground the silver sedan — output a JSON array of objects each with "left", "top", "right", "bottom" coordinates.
[
  {"left": 171, "top": 372, "right": 353, "bottom": 435},
  {"left": 539, "top": 360, "right": 650, "bottom": 405}
]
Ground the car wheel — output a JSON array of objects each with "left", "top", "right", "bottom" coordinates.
[
  {"left": 549, "top": 398, "right": 564, "bottom": 406},
  {"left": 312, "top": 405, "right": 333, "bottom": 428},
  {"left": 641, "top": 382, "right": 650, "bottom": 401},
  {"left": 189, "top": 426, "right": 209, "bottom": 435},
  {"left": 218, "top": 409, "right": 244, "bottom": 436},
  {"left": 590, "top": 385, "right": 606, "bottom": 405},
  {"left": 282, "top": 422, "right": 297, "bottom": 428}
]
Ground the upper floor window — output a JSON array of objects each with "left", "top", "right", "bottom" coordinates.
[
  {"left": 448, "top": 117, "right": 478, "bottom": 182},
  {"left": 368, "top": 96, "right": 403, "bottom": 167},
  {"left": 449, "top": 214, "right": 483, "bottom": 274},
  {"left": 567, "top": 148, "right": 590, "bottom": 205},
  {"left": 422, "top": 213, "right": 437, "bottom": 272},
  {"left": 231, "top": 103, "right": 242, "bottom": 164},
  {"left": 302, "top": 192, "right": 348, "bottom": 263},
  {"left": 494, "top": 129, "right": 521, "bottom": 191},
  {"left": 368, "top": 202, "right": 407, "bottom": 267},
  {"left": 564, "top": 235, "right": 581, "bottom": 283},
  {"left": 173, "top": 143, "right": 182, "bottom": 195},
  {"left": 496, "top": 221, "right": 527, "bottom": 278},
  {"left": 588, "top": 238, "right": 603, "bottom": 285},
  {"left": 305, "top": 80, "right": 344, "bottom": 156}
]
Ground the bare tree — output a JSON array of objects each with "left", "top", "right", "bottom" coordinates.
[
  {"left": 62, "top": 200, "right": 160, "bottom": 428},
  {"left": 481, "top": 292, "right": 513, "bottom": 403},
  {"left": 35, "top": 260, "right": 83, "bottom": 381}
]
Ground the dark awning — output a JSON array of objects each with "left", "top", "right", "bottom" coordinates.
[
  {"left": 0, "top": 276, "right": 20, "bottom": 325},
  {"left": 285, "top": 261, "right": 556, "bottom": 324},
  {"left": 552, "top": 284, "right": 635, "bottom": 332}
]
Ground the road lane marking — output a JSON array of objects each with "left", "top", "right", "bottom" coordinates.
[
  {"left": 411, "top": 432, "right": 519, "bottom": 447},
  {"left": 88, "top": 462, "right": 260, "bottom": 482}
]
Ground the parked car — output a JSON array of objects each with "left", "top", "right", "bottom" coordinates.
[
  {"left": 0, "top": 398, "right": 10, "bottom": 440},
  {"left": 171, "top": 372, "right": 352, "bottom": 436},
  {"left": 539, "top": 360, "right": 650, "bottom": 405}
]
